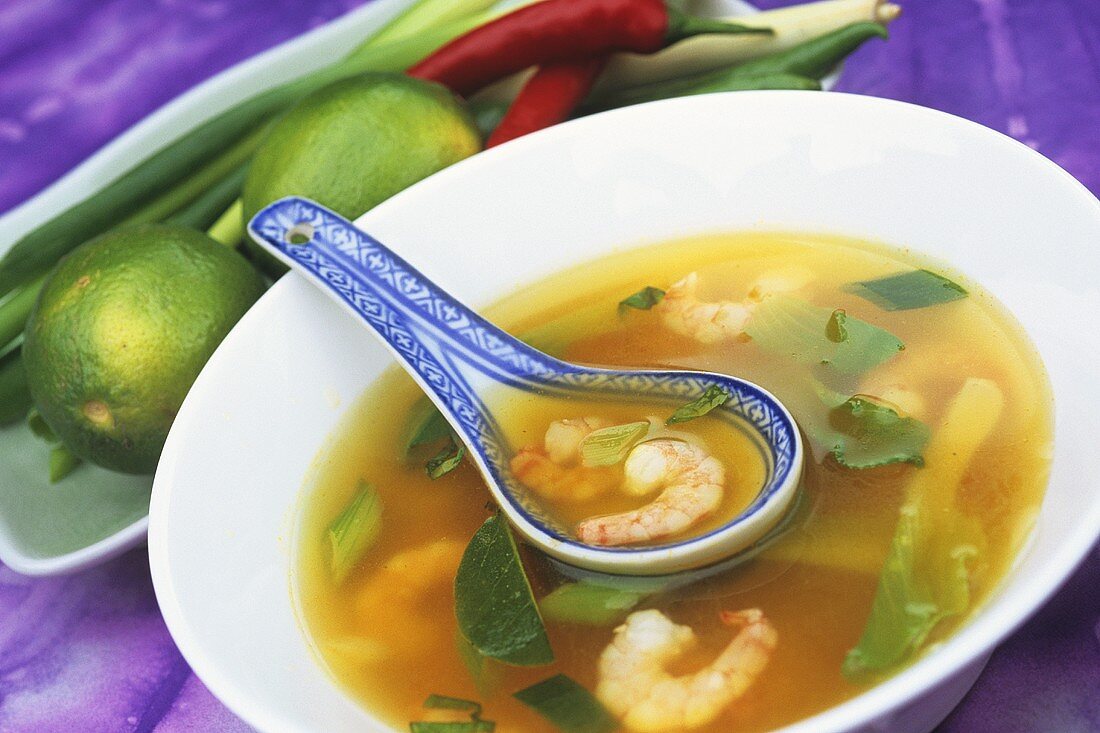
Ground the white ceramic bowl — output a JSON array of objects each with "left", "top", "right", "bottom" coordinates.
[{"left": 149, "top": 92, "right": 1100, "bottom": 733}]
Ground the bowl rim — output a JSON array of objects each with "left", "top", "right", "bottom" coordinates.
[{"left": 149, "top": 90, "right": 1100, "bottom": 733}]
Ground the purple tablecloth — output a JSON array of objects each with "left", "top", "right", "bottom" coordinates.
[{"left": 1, "top": 1, "right": 1098, "bottom": 731}]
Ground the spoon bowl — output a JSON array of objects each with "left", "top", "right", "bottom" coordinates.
[{"left": 248, "top": 196, "right": 803, "bottom": 575}]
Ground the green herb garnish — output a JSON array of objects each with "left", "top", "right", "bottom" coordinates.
[
  {"left": 846, "top": 269, "right": 967, "bottom": 311},
  {"left": 579, "top": 421, "right": 649, "bottom": 466},
  {"left": 455, "top": 514, "right": 554, "bottom": 666},
  {"left": 426, "top": 437, "right": 466, "bottom": 479},
  {"left": 826, "top": 308, "right": 848, "bottom": 342},
  {"left": 745, "top": 295, "right": 903, "bottom": 374},
  {"left": 407, "top": 405, "right": 451, "bottom": 453},
  {"left": 409, "top": 724, "right": 494, "bottom": 733},
  {"left": 822, "top": 397, "right": 931, "bottom": 469},
  {"left": 540, "top": 582, "right": 644, "bottom": 626},
  {"left": 514, "top": 674, "right": 617, "bottom": 733},
  {"left": 424, "top": 695, "right": 483, "bottom": 715},
  {"left": 666, "top": 384, "right": 730, "bottom": 424},
  {"left": 411, "top": 693, "right": 496, "bottom": 733},
  {"left": 618, "top": 286, "right": 665, "bottom": 313},
  {"left": 328, "top": 481, "right": 383, "bottom": 584}
]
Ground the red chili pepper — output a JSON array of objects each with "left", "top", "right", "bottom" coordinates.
[
  {"left": 486, "top": 58, "right": 607, "bottom": 148},
  {"left": 408, "top": 0, "right": 770, "bottom": 97}
]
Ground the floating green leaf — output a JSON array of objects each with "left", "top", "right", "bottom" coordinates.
[
  {"left": 843, "top": 506, "right": 978, "bottom": 678},
  {"left": 410, "top": 723, "right": 495, "bottom": 733},
  {"left": 826, "top": 308, "right": 848, "bottom": 342},
  {"left": 847, "top": 269, "right": 967, "bottom": 311},
  {"left": 514, "top": 674, "right": 617, "bottom": 733},
  {"left": 823, "top": 397, "right": 930, "bottom": 469},
  {"left": 666, "top": 384, "right": 730, "bottom": 424},
  {"left": 540, "top": 582, "right": 644, "bottom": 626},
  {"left": 427, "top": 437, "right": 466, "bottom": 479},
  {"left": 456, "top": 631, "right": 504, "bottom": 698},
  {"left": 455, "top": 514, "right": 554, "bottom": 666},
  {"left": 745, "top": 295, "right": 903, "bottom": 374},
  {"left": 618, "top": 286, "right": 665, "bottom": 313},
  {"left": 424, "top": 695, "right": 483, "bottom": 716},
  {"left": 580, "top": 422, "right": 649, "bottom": 467},
  {"left": 407, "top": 404, "right": 452, "bottom": 454},
  {"left": 328, "top": 481, "right": 383, "bottom": 584}
]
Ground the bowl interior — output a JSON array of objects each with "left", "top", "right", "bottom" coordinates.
[{"left": 149, "top": 92, "right": 1100, "bottom": 733}]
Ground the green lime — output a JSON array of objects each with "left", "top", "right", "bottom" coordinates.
[
  {"left": 23, "top": 224, "right": 265, "bottom": 474},
  {"left": 242, "top": 73, "right": 481, "bottom": 274}
]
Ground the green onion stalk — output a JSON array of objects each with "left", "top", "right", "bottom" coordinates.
[{"left": 0, "top": 0, "right": 502, "bottom": 425}]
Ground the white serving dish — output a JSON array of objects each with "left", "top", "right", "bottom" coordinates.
[
  {"left": 0, "top": 0, "right": 416, "bottom": 575},
  {"left": 149, "top": 92, "right": 1100, "bottom": 732}
]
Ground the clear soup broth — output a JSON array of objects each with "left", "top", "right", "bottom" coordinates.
[{"left": 296, "top": 232, "right": 1052, "bottom": 733}]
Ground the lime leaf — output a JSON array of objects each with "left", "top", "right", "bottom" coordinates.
[
  {"left": 618, "top": 286, "right": 665, "bottom": 313},
  {"left": 456, "top": 631, "right": 504, "bottom": 698},
  {"left": 328, "top": 481, "right": 383, "bottom": 584},
  {"left": 823, "top": 397, "right": 930, "bottom": 468},
  {"left": 424, "top": 695, "right": 482, "bottom": 716},
  {"left": 579, "top": 422, "right": 649, "bottom": 467},
  {"left": 514, "top": 674, "right": 617, "bottom": 733},
  {"left": 666, "top": 384, "right": 730, "bottom": 424},
  {"left": 455, "top": 514, "right": 554, "bottom": 666},
  {"left": 846, "top": 269, "right": 967, "bottom": 311},
  {"left": 540, "top": 582, "right": 644, "bottom": 626},
  {"left": 843, "top": 505, "right": 978, "bottom": 678},
  {"left": 745, "top": 295, "right": 903, "bottom": 374},
  {"left": 427, "top": 437, "right": 466, "bottom": 479}
]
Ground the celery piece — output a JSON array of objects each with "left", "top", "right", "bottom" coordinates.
[{"left": 328, "top": 481, "right": 383, "bottom": 583}]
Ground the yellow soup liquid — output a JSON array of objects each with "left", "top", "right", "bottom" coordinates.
[{"left": 295, "top": 232, "right": 1053, "bottom": 733}]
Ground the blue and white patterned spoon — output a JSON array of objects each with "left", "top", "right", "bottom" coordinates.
[{"left": 248, "top": 197, "right": 803, "bottom": 575}]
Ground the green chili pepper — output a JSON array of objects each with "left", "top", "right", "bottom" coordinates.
[
  {"left": 0, "top": 348, "right": 31, "bottom": 426},
  {"left": 581, "top": 21, "right": 886, "bottom": 115},
  {"left": 582, "top": 72, "right": 820, "bottom": 114},
  {"left": 730, "top": 21, "right": 888, "bottom": 79}
]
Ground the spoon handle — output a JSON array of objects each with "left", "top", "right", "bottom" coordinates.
[{"left": 247, "top": 196, "right": 563, "bottom": 445}]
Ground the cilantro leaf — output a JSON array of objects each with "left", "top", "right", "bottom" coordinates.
[
  {"left": 666, "top": 384, "right": 730, "bottom": 424},
  {"left": 618, "top": 286, "right": 665, "bottom": 313}
]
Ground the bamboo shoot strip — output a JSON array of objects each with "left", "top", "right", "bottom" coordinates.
[{"left": 843, "top": 378, "right": 1004, "bottom": 676}]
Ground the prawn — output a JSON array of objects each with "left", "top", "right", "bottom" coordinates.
[
  {"left": 575, "top": 439, "right": 724, "bottom": 546},
  {"left": 656, "top": 269, "right": 811, "bottom": 344},
  {"left": 352, "top": 539, "right": 464, "bottom": 660},
  {"left": 597, "top": 608, "right": 777, "bottom": 732},
  {"left": 510, "top": 416, "right": 618, "bottom": 502}
]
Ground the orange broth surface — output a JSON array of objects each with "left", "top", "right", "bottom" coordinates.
[{"left": 295, "top": 232, "right": 1052, "bottom": 733}]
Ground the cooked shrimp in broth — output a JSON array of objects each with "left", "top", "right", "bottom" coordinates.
[{"left": 297, "top": 231, "right": 1052, "bottom": 733}]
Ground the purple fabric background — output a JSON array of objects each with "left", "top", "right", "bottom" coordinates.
[{"left": 1, "top": 0, "right": 1098, "bottom": 731}]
